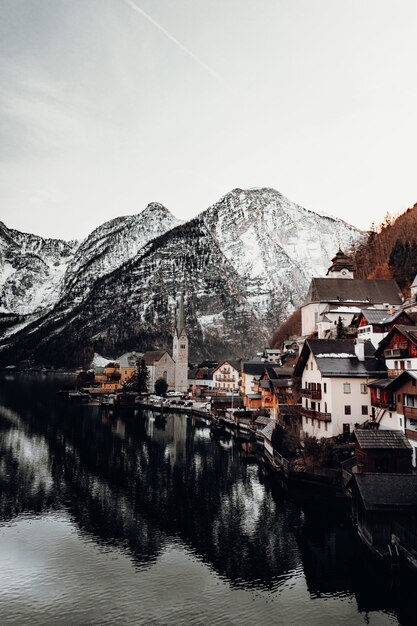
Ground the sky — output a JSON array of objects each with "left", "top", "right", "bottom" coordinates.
[{"left": 1, "top": 0, "right": 417, "bottom": 241}]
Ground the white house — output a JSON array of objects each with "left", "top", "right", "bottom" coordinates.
[
  {"left": 212, "top": 360, "right": 240, "bottom": 393},
  {"left": 294, "top": 338, "right": 387, "bottom": 439}
]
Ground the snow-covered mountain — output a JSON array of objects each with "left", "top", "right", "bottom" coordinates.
[
  {"left": 0, "top": 221, "right": 78, "bottom": 316},
  {"left": 0, "top": 189, "right": 362, "bottom": 366}
]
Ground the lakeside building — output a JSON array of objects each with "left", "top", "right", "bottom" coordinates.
[
  {"left": 293, "top": 338, "right": 387, "bottom": 439},
  {"left": 212, "top": 360, "right": 240, "bottom": 393}
]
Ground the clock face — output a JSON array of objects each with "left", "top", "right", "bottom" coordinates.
[{"left": 341, "top": 269, "right": 347, "bottom": 275}]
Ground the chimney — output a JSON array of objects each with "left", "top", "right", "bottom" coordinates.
[{"left": 355, "top": 339, "right": 365, "bottom": 361}]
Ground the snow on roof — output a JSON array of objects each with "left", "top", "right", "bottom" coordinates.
[{"left": 91, "top": 352, "right": 113, "bottom": 368}]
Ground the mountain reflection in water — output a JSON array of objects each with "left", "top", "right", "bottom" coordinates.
[{"left": 0, "top": 374, "right": 416, "bottom": 625}]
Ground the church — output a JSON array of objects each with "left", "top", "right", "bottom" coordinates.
[
  {"left": 301, "top": 249, "right": 404, "bottom": 337},
  {"left": 172, "top": 292, "right": 189, "bottom": 392}
]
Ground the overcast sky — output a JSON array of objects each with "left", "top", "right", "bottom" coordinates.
[{"left": 1, "top": 0, "right": 417, "bottom": 240}]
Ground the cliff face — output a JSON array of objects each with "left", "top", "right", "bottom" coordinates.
[{"left": 0, "top": 189, "right": 361, "bottom": 366}]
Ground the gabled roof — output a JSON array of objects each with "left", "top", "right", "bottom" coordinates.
[
  {"left": 353, "top": 474, "right": 417, "bottom": 511},
  {"left": 294, "top": 338, "right": 387, "bottom": 378},
  {"left": 355, "top": 429, "right": 412, "bottom": 451},
  {"left": 213, "top": 359, "right": 241, "bottom": 374},
  {"left": 260, "top": 421, "right": 275, "bottom": 440},
  {"left": 142, "top": 350, "right": 171, "bottom": 365},
  {"left": 242, "top": 361, "right": 270, "bottom": 376},
  {"left": 304, "top": 278, "right": 403, "bottom": 306},
  {"left": 117, "top": 351, "right": 143, "bottom": 368},
  {"left": 375, "top": 324, "right": 417, "bottom": 357},
  {"left": 356, "top": 308, "right": 413, "bottom": 327}
]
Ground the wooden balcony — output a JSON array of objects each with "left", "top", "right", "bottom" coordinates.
[
  {"left": 300, "top": 407, "right": 331, "bottom": 422},
  {"left": 405, "top": 428, "right": 417, "bottom": 442},
  {"left": 404, "top": 406, "right": 417, "bottom": 420},
  {"left": 372, "top": 398, "right": 396, "bottom": 410},
  {"left": 384, "top": 344, "right": 409, "bottom": 358},
  {"left": 301, "top": 388, "right": 322, "bottom": 400}
]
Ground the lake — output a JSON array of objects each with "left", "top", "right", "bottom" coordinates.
[{"left": 0, "top": 373, "right": 416, "bottom": 625}]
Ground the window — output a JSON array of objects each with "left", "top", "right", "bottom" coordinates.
[
  {"left": 323, "top": 383, "right": 327, "bottom": 393},
  {"left": 360, "top": 384, "right": 367, "bottom": 394},
  {"left": 310, "top": 362, "right": 313, "bottom": 370},
  {"left": 305, "top": 417, "right": 309, "bottom": 425},
  {"left": 400, "top": 360, "right": 405, "bottom": 369},
  {"left": 394, "top": 361, "right": 398, "bottom": 369},
  {"left": 180, "top": 344, "right": 186, "bottom": 349},
  {"left": 407, "top": 361, "right": 412, "bottom": 369},
  {"left": 163, "top": 370, "right": 167, "bottom": 381},
  {"left": 343, "top": 383, "right": 351, "bottom": 394},
  {"left": 399, "top": 417, "right": 403, "bottom": 428},
  {"left": 324, "top": 422, "right": 328, "bottom": 431},
  {"left": 361, "top": 405, "right": 368, "bottom": 415},
  {"left": 344, "top": 405, "right": 351, "bottom": 415}
]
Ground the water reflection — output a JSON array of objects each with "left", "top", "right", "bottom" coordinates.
[{"left": 0, "top": 374, "right": 417, "bottom": 625}]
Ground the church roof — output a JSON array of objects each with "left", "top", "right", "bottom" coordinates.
[
  {"left": 304, "top": 278, "right": 403, "bottom": 306},
  {"left": 142, "top": 350, "right": 170, "bottom": 365},
  {"left": 327, "top": 249, "right": 356, "bottom": 273}
]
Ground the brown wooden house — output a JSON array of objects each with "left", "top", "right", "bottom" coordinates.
[{"left": 354, "top": 429, "right": 412, "bottom": 474}]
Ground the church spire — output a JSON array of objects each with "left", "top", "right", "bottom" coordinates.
[{"left": 176, "top": 291, "right": 185, "bottom": 337}]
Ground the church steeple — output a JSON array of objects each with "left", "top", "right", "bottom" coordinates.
[
  {"left": 326, "top": 248, "right": 355, "bottom": 279},
  {"left": 175, "top": 291, "right": 185, "bottom": 338}
]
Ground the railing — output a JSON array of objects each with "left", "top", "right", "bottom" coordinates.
[
  {"left": 215, "top": 375, "right": 236, "bottom": 382},
  {"left": 405, "top": 428, "right": 417, "bottom": 442},
  {"left": 300, "top": 388, "right": 322, "bottom": 400},
  {"left": 387, "top": 369, "right": 403, "bottom": 378},
  {"left": 384, "top": 346, "right": 409, "bottom": 358},
  {"left": 404, "top": 406, "right": 417, "bottom": 419},
  {"left": 300, "top": 407, "right": 332, "bottom": 422},
  {"left": 372, "top": 399, "right": 396, "bottom": 410}
]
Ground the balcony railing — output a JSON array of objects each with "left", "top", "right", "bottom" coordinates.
[
  {"left": 404, "top": 406, "right": 417, "bottom": 419},
  {"left": 300, "top": 388, "right": 322, "bottom": 400},
  {"left": 372, "top": 398, "right": 396, "bottom": 410},
  {"left": 300, "top": 407, "right": 332, "bottom": 422},
  {"left": 384, "top": 345, "right": 408, "bottom": 358},
  {"left": 215, "top": 376, "right": 236, "bottom": 383},
  {"left": 405, "top": 428, "right": 417, "bottom": 442},
  {"left": 387, "top": 369, "right": 403, "bottom": 378}
]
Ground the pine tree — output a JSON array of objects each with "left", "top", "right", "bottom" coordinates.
[{"left": 336, "top": 316, "right": 346, "bottom": 339}]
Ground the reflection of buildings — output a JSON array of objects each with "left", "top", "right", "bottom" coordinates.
[{"left": 149, "top": 413, "right": 189, "bottom": 467}]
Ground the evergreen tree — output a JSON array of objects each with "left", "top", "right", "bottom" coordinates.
[
  {"left": 336, "top": 316, "right": 346, "bottom": 339},
  {"left": 136, "top": 358, "right": 149, "bottom": 394},
  {"left": 154, "top": 377, "right": 168, "bottom": 396}
]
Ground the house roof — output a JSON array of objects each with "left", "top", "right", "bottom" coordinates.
[
  {"left": 117, "top": 351, "right": 142, "bottom": 368},
  {"left": 294, "top": 338, "right": 387, "bottom": 378},
  {"left": 255, "top": 416, "right": 273, "bottom": 426},
  {"left": 247, "top": 393, "right": 262, "bottom": 400},
  {"left": 242, "top": 361, "right": 270, "bottom": 376},
  {"left": 260, "top": 421, "right": 275, "bottom": 440},
  {"left": 142, "top": 350, "right": 169, "bottom": 365},
  {"left": 375, "top": 324, "right": 417, "bottom": 357},
  {"left": 355, "top": 429, "right": 412, "bottom": 450},
  {"left": 213, "top": 359, "right": 241, "bottom": 374},
  {"left": 304, "top": 278, "right": 403, "bottom": 306},
  {"left": 367, "top": 378, "right": 393, "bottom": 389},
  {"left": 353, "top": 474, "right": 417, "bottom": 511}
]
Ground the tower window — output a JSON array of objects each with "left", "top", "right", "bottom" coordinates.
[{"left": 180, "top": 344, "right": 185, "bottom": 349}]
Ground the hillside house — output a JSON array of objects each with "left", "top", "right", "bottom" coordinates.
[
  {"left": 294, "top": 339, "right": 387, "bottom": 439},
  {"left": 353, "top": 309, "right": 414, "bottom": 349},
  {"left": 212, "top": 360, "right": 240, "bottom": 393},
  {"left": 95, "top": 362, "right": 122, "bottom": 391},
  {"left": 369, "top": 370, "right": 417, "bottom": 465},
  {"left": 301, "top": 250, "right": 403, "bottom": 337},
  {"left": 188, "top": 367, "right": 213, "bottom": 396}
]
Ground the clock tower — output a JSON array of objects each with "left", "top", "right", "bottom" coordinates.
[
  {"left": 172, "top": 292, "right": 188, "bottom": 392},
  {"left": 326, "top": 249, "right": 355, "bottom": 279}
]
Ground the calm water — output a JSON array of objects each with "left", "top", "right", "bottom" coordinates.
[{"left": 0, "top": 375, "right": 417, "bottom": 625}]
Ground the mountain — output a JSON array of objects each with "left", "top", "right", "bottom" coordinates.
[
  {"left": 0, "top": 204, "right": 181, "bottom": 342},
  {"left": 0, "top": 188, "right": 361, "bottom": 366}
]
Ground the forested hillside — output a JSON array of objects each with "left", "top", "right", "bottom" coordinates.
[{"left": 352, "top": 202, "right": 417, "bottom": 292}]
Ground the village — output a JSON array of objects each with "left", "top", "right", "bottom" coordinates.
[{"left": 68, "top": 248, "right": 417, "bottom": 575}]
